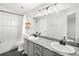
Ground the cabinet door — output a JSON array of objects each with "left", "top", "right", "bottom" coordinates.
[
  {"left": 34, "top": 51, "right": 42, "bottom": 56},
  {"left": 33, "top": 43, "right": 43, "bottom": 56},
  {"left": 27, "top": 40, "right": 33, "bottom": 56},
  {"left": 43, "top": 48, "right": 62, "bottom": 56},
  {"left": 24, "top": 38, "right": 28, "bottom": 54}
]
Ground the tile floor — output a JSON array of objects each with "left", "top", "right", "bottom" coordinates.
[{"left": 0, "top": 48, "right": 27, "bottom": 56}]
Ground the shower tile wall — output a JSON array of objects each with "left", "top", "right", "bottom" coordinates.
[
  {"left": 0, "top": 12, "right": 14, "bottom": 42},
  {"left": 0, "top": 5, "right": 23, "bottom": 42}
]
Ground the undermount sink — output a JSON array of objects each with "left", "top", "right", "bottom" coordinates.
[{"left": 50, "top": 42, "right": 76, "bottom": 54}]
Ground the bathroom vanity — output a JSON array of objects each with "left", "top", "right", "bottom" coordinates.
[
  {"left": 21, "top": 3, "right": 79, "bottom": 56},
  {"left": 23, "top": 9, "right": 79, "bottom": 56},
  {"left": 23, "top": 34, "right": 79, "bottom": 56},
  {"left": 24, "top": 38, "right": 62, "bottom": 56}
]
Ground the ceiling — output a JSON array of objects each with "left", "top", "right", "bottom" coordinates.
[
  {"left": 24, "top": 3, "right": 79, "bottom": 18},
  {"left": 0, "top": 3, "right": 79, "bottom": 16},
  {"left": 0, "top": 3, "right": 41, "bottom": 14}
]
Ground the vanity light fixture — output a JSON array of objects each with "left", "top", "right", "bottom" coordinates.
[{"left": 38, "top": 3, "right": 57, "bottom": 16}]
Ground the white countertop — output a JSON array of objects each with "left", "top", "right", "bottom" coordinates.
[{"left": 23, "top": 34, "right": 79, "bottom": 56}]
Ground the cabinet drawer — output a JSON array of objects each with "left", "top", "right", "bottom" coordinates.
[
  {"left": 34, "top": 51, "right": 42, "bottom": 56},
  {"left": 43, "top": 48, "right": 62, "bottom": 56},
  {"left": 34, "top": 44, "right": 42, "bottom": 52}
]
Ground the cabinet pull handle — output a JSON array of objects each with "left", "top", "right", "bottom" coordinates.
[{"left": 35, "top": 53, "right": 40, "bottom": 56}]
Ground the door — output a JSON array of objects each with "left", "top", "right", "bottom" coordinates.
[{"left": 67, "top": 13, "right": 76, "bottom": 41}]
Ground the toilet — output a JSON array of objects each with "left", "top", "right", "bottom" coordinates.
[{"left": 16, "top": 40, "right": 24, "bottom": 52}]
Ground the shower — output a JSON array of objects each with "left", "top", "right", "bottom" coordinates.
[{"left": 0, "top": 7, "right": 23, "bottom": 54}]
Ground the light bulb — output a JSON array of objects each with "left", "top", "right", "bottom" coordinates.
[
  {"left": 54, "top": 6, "right": 57, "bottom": 13},
  {"left": 53, "top": 4, "right": 59, "bottom": 13},
  {"left": 44, "top": 9, "right": 48, "bottom": 15},
  {"left": 47, "top": 6, "right": 55, "bottom": 14}
]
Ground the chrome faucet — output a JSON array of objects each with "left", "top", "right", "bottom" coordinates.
[
  {"left": 63, "top": 36, "right": 66, "bottom": 41},
  {"left": 59, "top": 36, "right": 66, "bottom": 45}
]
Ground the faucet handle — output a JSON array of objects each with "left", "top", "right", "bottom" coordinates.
[
  {"left": 63, "top": 36, "right": 66, "bottom": 41},
  {"left": 64, "top": 36, "right": 65, "bottom": 39}
]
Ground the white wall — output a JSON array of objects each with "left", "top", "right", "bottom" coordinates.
[{"left": 0, "top": 5, "right": 23, "bottom": 42}]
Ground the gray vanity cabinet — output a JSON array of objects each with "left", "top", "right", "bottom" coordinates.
[
  {"left": 33, "top": 43, "right": 43, "bottom": 56},
  {"left": 24, "top": 39, "right": 62, "bottom": 56},
  {"left": 27, "top": 40, "right": 33, "bottom": 56},
  {"left": 43, "top": 48, "right": 62, "bottom": 56}
]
